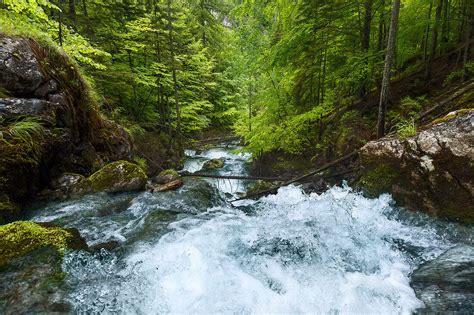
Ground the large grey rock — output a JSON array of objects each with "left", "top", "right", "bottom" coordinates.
[
  {"left": 359, "top": 110, "right": 474, "bottom": 223},
  {"left": 411, "top": 245, "right": 474, "bottom": 314},
  {"left": 0, "top": 98, "right": 58, "bottom": 121},
  {"left": 0, "top": 36, "right": 46, "bottom": 96}
]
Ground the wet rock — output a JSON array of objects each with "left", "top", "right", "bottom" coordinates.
[
  {"left": 203, "top": 158, "right": 225, "bottom": 170},
  {"left": 0, "top": 98, "right": 58, "bottom": 121},
  {"left": 0, "top": 247, "right": 72, "bottom": 314},
  {"left": 151, "top": 179, "right": 184, "bottom": 193},
  {"left": 300, "top": 178, "right": 328, "bottom": 194},
  {"left": 151, "top": 169, "right": 181, "bottom": 185},
  {"left": 411, "top": 245, "right": 474, "bottom": 314},
  {"left": 246, "top": 180, "right": 275, "bottom": 195},
  {"left": 358, "top": 110, "right": 474, "bottom": 223},
  {"left": 49, "top": 173, "right": 92, "bottom": 199},
  {"left": 0, "top": 221, "right": 88, "bottom": 267},
  {"left": 89, "top": 160, "right": 147, "bottom": 193},
  {"left": 90, "top": 240, "right": 121, "bottom": 252}
]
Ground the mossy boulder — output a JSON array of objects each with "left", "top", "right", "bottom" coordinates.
[
  {"left": 0, "top": 221, "right": 87, "bottom": 267},
  {"left": 203, "top": 158, "right": 225, "bottom": 170},
  {"left": 151, "top": 169, "right": 181, "bottom": 185},
  {"left": 246, "top": 180, "right": 275, "bottom": 195},
  {"left": 88, "top": 160, "right": 147, "bottom": 193}
]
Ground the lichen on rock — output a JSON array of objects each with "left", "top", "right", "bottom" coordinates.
[{"left": 88, "top": 160, "right": 147, "bottom": 193}]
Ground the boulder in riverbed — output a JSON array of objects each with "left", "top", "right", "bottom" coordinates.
[
  {"left": 358, "top": 110, "right": 474, "bottom": 223},
  {"left": 0, "top": 221, "right": 88, "bottom": 267},
  {"left": 151, "top": 169, "right": 181, "bottom": 185},
  {"left": 89, "top": 161, "right": 147, "bottom": 193},
  {"left": 410, "top": 245, "right": 474, "bottom": 313},
  {"left": 203, "top": 158, "right": 225, "bottom": 170}
]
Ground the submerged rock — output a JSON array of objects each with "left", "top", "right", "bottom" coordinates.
[
  {"left": 89, "top": 161, "right": 147, "bottom": 193},
  {"left": 358, "top": 110, "right": 474, "bottom": 223},
  {"left": 0, "top": 221, "right": 88, "bottom": 267},
  {"left": 411, "top": 245, "right": 474, "bottom": 314},
  {"left": 203, "top": 158, "right": 225, "bottom": 170}
]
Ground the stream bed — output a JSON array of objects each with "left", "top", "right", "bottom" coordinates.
[{"left": 2, "top": 143, "right": 473, "bottom": 314}]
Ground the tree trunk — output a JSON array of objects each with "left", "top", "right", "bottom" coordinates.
[
  {"left": 362, "top": 0, "right": 373, "bottom": 51},
  {"left": 69, "top": 0, "right": 76, "bottom": 27},
  {"left": 425, "top": 0, "right": 444, "bottom": 80},
  {"left": 377, "top": 0, "right": 401, "bottom": 138},
  {"left": 167, "top": 0, "right": 182, "bottom": 147},
  {"left": 462, "top": 5, "right": 473, "bottom": 82},
  {"left": 422, "top": 0, "right": 433, "bottom": 61},
  {"left": 377, "top": 0, "right": 386, "bottom": 54}
]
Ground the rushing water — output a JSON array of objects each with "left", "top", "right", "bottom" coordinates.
[{"left": 18, "top": 144, "right": 474, "bottom": 314}]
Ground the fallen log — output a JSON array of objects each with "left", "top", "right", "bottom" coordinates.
[
  {"left": 231, "top": 151, "right": 359, "bottom": 202},
  {"left": 179, "top": 172, "right": 289, "bottom": 181},
  {"left": 194, "top": 136, "right": 241, "bottom": 144}
]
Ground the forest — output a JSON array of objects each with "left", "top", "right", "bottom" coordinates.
[
  {"left": 1, "top": 0, "right": 472, "bottom": 162},
  {"left": 1, "top": 0, "right": 474, "bottom": 313}
]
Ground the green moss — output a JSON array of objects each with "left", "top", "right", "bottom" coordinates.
[
  {"left": 247, "top": 180, "right": 275, "bottom": 195},
  {"left": 431, "top": 108, "right": 474, "bottom": 125},
  {"left": 0, "top": 221, "right": 75, "bottom": 267},
  {"left": 159, "top": 169, "right": 179, "bottom": 177},
  {"left": 203, "top": 158, "right": 225, "bottom": 169},
  {"left": 88, "top": 160, "right": 147, "bottom": 193},
  {"left": 357, "top": 164, "right": 400, "bottom": 197}
]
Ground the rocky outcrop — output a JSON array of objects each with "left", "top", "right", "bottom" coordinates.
[
  {"left": 0, "top": 34, "right": 132, "bottom": 220},
  {"left": 358, "top": 110, "right": 473, "bottom": 223}
]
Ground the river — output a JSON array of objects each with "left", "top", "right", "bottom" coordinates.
[{"left": 7, "top": 143, "right": 474, "bottom": 314}]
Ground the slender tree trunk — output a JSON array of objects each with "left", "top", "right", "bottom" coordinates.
[
  {"left": 248, "top": 82, "right": 252, "bottom": 132},
  {"left": 321, "top": 36, "right": 328, "bottom": 103},
  {"left": 377, "top": 0, "right": 386, "bottom": 53},
  {"left": 423, "top": 0, "right": 433, "bottom": 61},
  {"left": 377, "top": 0, "right": 401, "bottom": 138},
  {"left": 58, "top": 11, "right": 63, "bottom": 46},
  {"left": 362, "top": 0, "right": 373, "bottom": 51},
  {"left": 167, "top": 0, "right": 182, "bottom": 146},
  {"left": 425, "top": 0, "right": 444, "bottom": 80},
  {"left": 462, "top": 5, "right": 473, "bottom": 82},
  {"left": 69, "top": 0, "right": 77, "bottom": 27}
]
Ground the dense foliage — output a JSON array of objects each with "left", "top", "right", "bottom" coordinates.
[{"left": 0, "top": 0, "right": 472, "bottom": 156}]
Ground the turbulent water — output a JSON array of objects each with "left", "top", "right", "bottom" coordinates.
[{"left": 26, "top": 144, "right": 473, "bottom": 314}]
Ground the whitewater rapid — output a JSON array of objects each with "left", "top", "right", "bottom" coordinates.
[{"left": 30, "top": 145, "right": 472, "bottom": 314}]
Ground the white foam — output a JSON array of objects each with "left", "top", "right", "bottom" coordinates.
[{"left": 68, "top": 185, "right": 449, "bottom": 314}]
